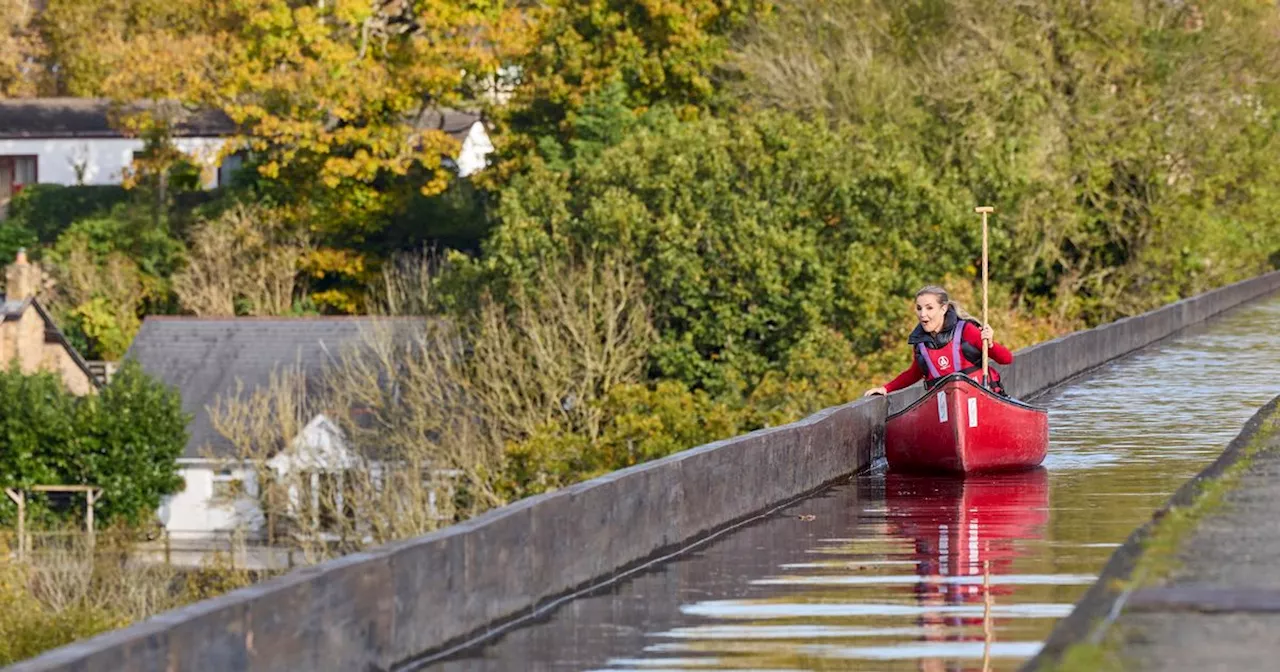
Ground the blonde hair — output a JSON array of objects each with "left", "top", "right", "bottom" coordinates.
[{"left": 915, "top": 285, "right": 975, "bottom": 322}]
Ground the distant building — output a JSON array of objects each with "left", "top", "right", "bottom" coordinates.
[
  {"left": 0, "top": 98, "right": 494, "bottom": 218},
  {"left": 0, "top": 250, "right": 98, "bottom": 395},
  {"left": 125, "top": 316, "right": 428, "bottom": 540},
  {"left": 0, "top": 98, "right": 236, "bottom": 215}
]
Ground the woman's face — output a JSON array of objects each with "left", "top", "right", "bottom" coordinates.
[{"left": 915, "top": 293, "right": 946, "bottom": 333}]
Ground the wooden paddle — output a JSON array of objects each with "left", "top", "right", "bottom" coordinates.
[{"left": 975, "top": 206, "right": 994, "bottom": 387}]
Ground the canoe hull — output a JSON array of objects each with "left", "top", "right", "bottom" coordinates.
[{"left": 885, "top": 374, "right": 1048, "bottom": 473}]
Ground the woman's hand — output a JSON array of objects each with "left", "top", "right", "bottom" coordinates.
[
  {"left": 863, "top": 386, "right": 888, "bottom": 397},
  {"left": 980, "top": 325, "right": 995, "bottom": 343}
]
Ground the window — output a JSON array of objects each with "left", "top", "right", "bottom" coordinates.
[
  {"left": 298, "top": 471, "right": 357, "bottom": 533},
  {"left": 0, "top": 156, "right": 37, "bottom": 220},
  {"left": 217, "top": 152, "right": 246, "bottom": 188},
  {"left": 211, "top": 469, "right": 244, "bottom": 501}
]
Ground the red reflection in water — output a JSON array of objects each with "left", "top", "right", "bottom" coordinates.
[{"left": 885, "top": 468, "right": 1050, "bottom": 672}]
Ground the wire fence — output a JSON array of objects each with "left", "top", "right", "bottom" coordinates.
[{"left": 0, "top": 529, "right": 310, "bottom": 571}]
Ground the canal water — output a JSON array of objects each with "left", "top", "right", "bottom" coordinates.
[{"left": 432, "top": 293, "right": 1280, "bottom": 671}]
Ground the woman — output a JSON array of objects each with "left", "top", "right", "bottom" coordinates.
[{"left": 864, "top": 285, "right": 1014, "bottom": 397}]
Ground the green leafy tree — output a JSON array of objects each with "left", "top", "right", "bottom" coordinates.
[
  {"left": 0, "top": 370, "right": 78, "bottom": 490},
  {"left": 500, "top": 0, "right": 767, "bottom": 152},
  {"left": 468, "top": 110, "right": 974, "bottom": 394},
  {"left": 43, "top": 206, "right": 185, "bottom": 359},
  {"left": 733, "top": 0, "right": 1280, "bottom": 322},
  {"left": 74, "top": 361, "right": 188, "bottom": 524},
  {"left": 0, "top": 362, "right": 188, "bottom": 526}
]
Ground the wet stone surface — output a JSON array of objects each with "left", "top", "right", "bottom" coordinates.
[
  {"left": 1107, "top": 411, "right": 1280, "bottom": 671},
  {"left": 427, "top": 294, "right": 1280, "bottom": 672}
]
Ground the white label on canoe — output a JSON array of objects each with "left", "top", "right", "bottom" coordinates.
[
  {"left": 936, "top": 392, "right": 948, "bottom": 423},
  {"left": 968, "top": 397, "right": 978, "bottom": 428}
]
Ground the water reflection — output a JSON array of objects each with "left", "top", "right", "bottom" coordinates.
[
  {"left": 595, "top": 471, "right": 1064, "bottom": 671},
  {"left": 883, "top": 470, "right": 1049, "bottom": 672}
]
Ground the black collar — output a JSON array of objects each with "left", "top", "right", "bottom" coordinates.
[{"left": 908, "top": 307, "right": 959, "bottom": 347}]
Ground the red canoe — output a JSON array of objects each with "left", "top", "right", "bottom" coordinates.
[{"left": 885, "top": 374, "right": 1048, "bottom": 473}]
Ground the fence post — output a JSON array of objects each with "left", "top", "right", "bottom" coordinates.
[
  {"left": 4, "top": 489, "right": 24, "bottom": 562},
  {"left": 164, "top": 529, "right": 172, "bottom": 567},
  {"left": 85, "top": 489, "right": 99, "bottom": 551}
]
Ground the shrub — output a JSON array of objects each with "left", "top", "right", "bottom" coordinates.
[
  {"left": 474, "top": 110, "right": 976, "bottom": 394},
  {"left": 0, "top": 362, "right": 188, "bottom": 527},
  {"left": 4, "top": 185, "right": 131, "bottom": 245},
  {"left": 42, "top": 204, "right": 186, "bottom": 359},
  {"left": 172, "top": 204, "right": 310, "bottom": 316}
]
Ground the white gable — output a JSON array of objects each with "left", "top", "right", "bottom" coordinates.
[{"left": 266, "top": 413, "right": 359, "bottom": 474}]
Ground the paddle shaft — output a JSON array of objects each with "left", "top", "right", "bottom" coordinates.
[{"left": 975, "top": 206, "right": 993, "bottom": 386}]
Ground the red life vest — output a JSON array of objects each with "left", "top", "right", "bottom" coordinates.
[{"left": 914, "top": 321, "right": 1002, "bottom": 389}]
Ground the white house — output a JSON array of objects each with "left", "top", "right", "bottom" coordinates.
[
  {"left": 0, "top": 98, "right": 237, "bottom": 214},
  {"left": 125, "top": 315, "right": 429, "bottom": 541},
  {"left": 0, "top": 98, "right": 495, "bottom": 218}
]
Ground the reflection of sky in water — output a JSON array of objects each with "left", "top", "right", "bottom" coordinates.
[
  {"left": 430, "top": 295, "right": 1280, "bottom": 672},
  {"left": 1040, "top": 451, "right": 1122, "bottom": 470}
]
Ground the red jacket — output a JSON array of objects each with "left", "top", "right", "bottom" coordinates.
[{"left": 885, "top": 319, "right": 1013, "bottom": 393}]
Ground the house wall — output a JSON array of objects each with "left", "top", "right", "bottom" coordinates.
[
  {"left": 160, "top": 462, "right": 263, "bottom": 540},
  {"left": 456, "top": 121, "right": 494, "bottom": 178},
  {"left": 164, "top": 417, "right": 347, "bottom": 540},
  {"left": 0, "top": 309, "right": 88, "bottom": 393},
  {"left": 0, "top": 137, "right": 229, "bottom": 189},
  {"left": 3, "top": 127, "right": 496, "bottom": 190},
  {"left": 42, "top": 342, "right": 93, "bottom": 396},
  {"left": 0, "top": 307, "right": 43, "bottom": 371},
  {"left": 0, "top": 308, "right": 92, "bottom": 394}
]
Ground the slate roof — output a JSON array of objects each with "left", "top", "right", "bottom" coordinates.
[
  {"left": 0, "top": 98, "right": 237, "bottom": 139},
  {"left": 125, "top": 316, "right": 428, "bottom": 460},
  {"left": 410, "top": 108, "right": 484, "bottom": 141},
  {"left": 0, "top": 98, "right": 484, "bottom": 142},
  {"left": 1, "top": 298, "right": 29, "bottom": 318}
]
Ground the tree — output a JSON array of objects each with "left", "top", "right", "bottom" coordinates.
[
  {"left": 470, "top": 110, "right": 974, "bottom": 394},
  {"left": 35, "top": 0, "right": 530, "bottom": 311},
  {"left": 732, "top": 0, "right": 1280, "bottom": 321},
  {"left": 0, "top": 362, "right": 188, "bottom": 527},
  {"left": 44, "top": 205, "right": 185, "bottom": 360},
  {"left": 495, "top": 0, "right": 767, "bottom": 168},
  {"left": 0, "top": 0, "right": 47, "bottom": 97},
  {"left": 173, "top": 204, "right": 310, "bottom": 316},
  {"left": 40, "top": 0, "right": 526, "bottom": 230},
  {"left": 74, "top": 361, "right": 188, "bottom": 525}
]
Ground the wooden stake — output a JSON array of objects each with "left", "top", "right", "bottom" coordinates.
[
  {"left": 4, "top": 489, "right": 24, "bottom": 561},
  {"left": 85, "top": 488, "right": 100, "bottom": 551},
  {"left": 975, "top": 206, "right": 994, "bottom": 386}
]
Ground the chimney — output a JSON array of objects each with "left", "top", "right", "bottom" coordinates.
[{"left": 4, "top": 249, "right": 41, "bottom": 301}]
